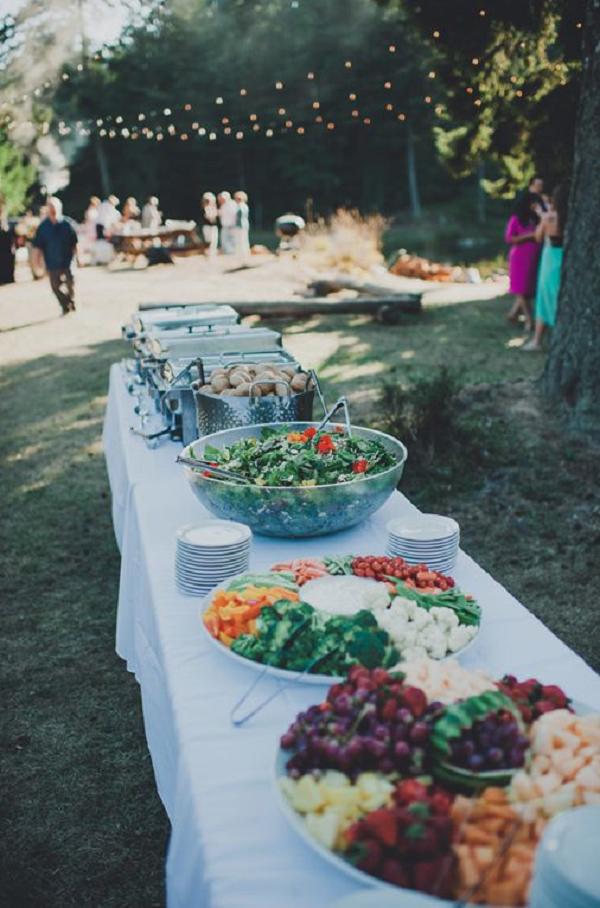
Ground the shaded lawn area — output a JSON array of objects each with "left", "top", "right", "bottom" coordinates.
[
  {"left": 0, "top": 340, "right": 168, "bottom": 908},
  {"left": 0, "top": 292, "right": 597, "bottom": 907}
]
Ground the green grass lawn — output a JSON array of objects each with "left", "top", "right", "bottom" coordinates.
[{"left": 1, "top": 292, "right": 598, "bottom": 906}]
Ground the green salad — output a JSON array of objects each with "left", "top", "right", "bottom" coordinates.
[{"left": 202, "top": 425, "right": 397, "bottom": 487}]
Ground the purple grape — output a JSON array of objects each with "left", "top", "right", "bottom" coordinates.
[
  {"left": 508, "top": 747, "right": 526, "bottom": 767},
  {"left": 280, "top": 732, "right": 295, "bottom": 749},
  {"left": 478, "top": 732, "right": 493, "bottom": 750},
  {"left": 379, "top": 757, "right": 395, "bottom": 774},
  {"left": 397, "top": 708, "right": 414, "bottom": 725},
  {"left": 468, "top": 754, "right": 485, "bottom": 772},
  {"left": 334, "top": 694, "right": 352, "bottom": 715},
  {"left": 409, "top": 722, "right": 429, "bottom": 745},
  {"left": 346, "top": 739, "right": 363, "bottom": 761},
  {"left": 486, "top": 747, "right": 504, "bottom": 767},
  {"left": 394, "top": 740, "right": 410, "bottom": 762},
  {"left": 374, "top": 724, "right": 388, "bottom": 741},
  {"left": 393, "top": 724, "right": 408, "bottom": 742}
]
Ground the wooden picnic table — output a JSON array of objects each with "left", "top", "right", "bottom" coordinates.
[{"left": 112, "top": 222, "right": 205, "bottom": 258}]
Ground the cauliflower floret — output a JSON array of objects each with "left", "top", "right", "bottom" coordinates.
[
  {"left": 422, "top": 624, "right": 447, "bottom": 659},
  {"left": 448, "top": 624, "right": 476, "bottom": 652},
  {"left": 412, "top": 606, "right": 433, "bottom": 630},
  {"left": 430, "top": 606, "right": 459, "bottom": 630}
]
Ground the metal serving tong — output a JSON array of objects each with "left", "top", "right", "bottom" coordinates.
[
  {"left": 230, "top": 618, "right": 336, "bottom": 726},
  {"left": 176, "top": 455, "right": 252, "bottom": 485},
  {"left": 312, "top": 395, "right": 352, "bottom": 437}
]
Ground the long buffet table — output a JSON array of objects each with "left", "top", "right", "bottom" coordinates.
[{"left": 103, "top": 363, "right": 600, "bottom": 908}]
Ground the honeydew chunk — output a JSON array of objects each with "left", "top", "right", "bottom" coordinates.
[{"left": 305, "top": 808, "right": 342, "bottom": 849}]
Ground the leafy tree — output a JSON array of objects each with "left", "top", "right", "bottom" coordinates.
[{"left": 0, "top": 132, "right": 36, "bottom": 213}]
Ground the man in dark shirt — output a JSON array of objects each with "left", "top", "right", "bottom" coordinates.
[{"left": 33, "top": 197, "right": 78, "bottom": 314}]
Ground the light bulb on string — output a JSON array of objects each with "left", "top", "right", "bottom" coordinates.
[
  {"left": 138, "top": 113, "right": 146, "bottom": 121},
  {"left": 363, "top": 117, "right": 371, "bottom": 125},
  {"left": 198, "top": 127, "right": 206, "bottom": 136},
  {"left": 397, "top": 113, "right": 406, "bottom": 121},
  {"left": 385, "top": 103, "right": 393, "bottom": 111},
  {"left": 388, "top": 44, "right": 396, "bottom": 53},
  {"left": 285, "top": 119, "right": 293, "bottom": 128},
  {"left": 349, "top": 93, "right": 357, "bottom": 100},
  {"left": 116, "top": 115, "right": 123, "bottom": 123},
  {"left": 384, "top": 81, "right": 392, "bottom": 89},
  {"left": 312, "top": 101, "right": 320, "bottom": 109},
  {"left": 209, "top": 132, "right": 216, "bottom": 140},
  {"left": 181, "top": 133, "right": 189, "bottom": 140},
  {"left": 315, "top": 115, "right": 323, "bottom": 123},
  {"left": 192, "top": 121, "right": 199, "bottom": 129},
  {"left": 424, "top": 96, "right": 432, "bottom": 104},
  {"left": 240, "top": 88, "right": 247, "bottom": 96},
  {"left": 184, "top": 103, "right": 192, "bottom": 111},
  {"left": 297, "top": 126, "right": 305, "bottom": 134},
  {"left": 433, "top": 30, "right": 440, "bottom": 38},
  {"left": 307, "top": 71, "right": 315, "bottom": 80},
  {"left": 278, "top": 107, "right": 286, "bottom": 115},
  {"left": 344, "top": 60, "right": 352, "bottom": 69},
  {"left": 222, "top": 116, "right": 229, "bottom": 124},
  {"left": 275, "top": 81, "right": 284, "bottom": 89},
  {"left": 249, "top": 113, "right": 258, "bottom": 121},
  {"left": 326, "top": 122, "right": 335, "bottom": 130},
  {"left": 252, "top": 123, "right": 260, "bottom": 132},
  {"left": 266, "top": 128, "right": 274, "bottom": 137},
  {"left": 215, "top": 97, "right": 223, "bottom": 104},
  {"left": 224, "top": 127, "right": 231, "bottom": 135},
  {"left": 163, "top": 108, "right": 171, "bottom": 115},
  {"left": 428, "top": 71, "right": 436, "bottom": 79},
  {"left": 157, "top": 133, "right": 164, "bottom": 142},
  {"left": 351, "top": 109, "right": 359, "bottom": 117}
]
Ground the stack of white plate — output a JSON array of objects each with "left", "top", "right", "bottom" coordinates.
[
  {"left": 530, "top": 805, "right": 600, "bottom": 908},
  {"left": 386, "top": 513, "right": 459, "bottom": 574},
  {"left": 175, "top": 520, "right": 251, "bottom": 596}
]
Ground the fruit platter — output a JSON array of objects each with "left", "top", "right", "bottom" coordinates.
[
  {"left": 180, "top": 422, "right": 407, "bottom": 537},
  {"left": 201, "top": 555, "right": 482, "bottom": 681},
  {"left": 276, "top": 658, "right": 600, "bottom": 905}
]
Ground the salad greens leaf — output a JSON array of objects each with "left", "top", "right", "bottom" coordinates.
[{"left": 202, "top": 426, "right": 396, "bottom": 487}]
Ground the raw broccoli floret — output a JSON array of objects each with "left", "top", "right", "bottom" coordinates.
[{"left": 231, "top": 634, "right": 265, "bottom": 661}]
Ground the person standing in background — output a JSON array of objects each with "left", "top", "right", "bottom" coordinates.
[
  {"left": 96, "top": 195, "right": 120, "bottom": 239},
  {"left": 217, "top": 191, "right": 238, "bottom": 254},
  {"left": 33, "top": 197, "right": 78, "bottom": 314},
  {"left": 0, "top": 200, "right": 16, "bottom": 285},
  {"left": 504, "top": 191, "right": 542, "bottom": 331},
  {"left": 522, "top": 184, "right": 568, "bottom": 352},
  {"left": 141, "top": 196, "right": 162, "bottom": 230},
  {"left": 84, "top": 196, "right": 101, "bottom": 244},
  {"left": 233, "top": 190, "right": 250, "bottom": 261},
  {"left": 199, "top": 192, "right": 219, "bottom": 256}
]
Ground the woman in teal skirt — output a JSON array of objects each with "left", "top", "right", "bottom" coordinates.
[{"left": 523, "top": 184, "right": 568, "bottom": 351}]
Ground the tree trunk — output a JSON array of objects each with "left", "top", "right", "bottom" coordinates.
[
  {"left": 94, "top": 139, "right": 110, "bottom": 196},
  {"left": 406, "top": 125, "right": 422, "bottom": 220},
  {"left": 477, "top": 161, "right": 486, "bottom": 224},
  {"left": 543, "top": 0, "right": 600, "bottom": 434}
]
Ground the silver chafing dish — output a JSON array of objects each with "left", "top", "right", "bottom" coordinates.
[
  {"left": 122, "top": 303, "right": 239, "bottom": 340},
  {"left": 131, "top": 345, "right": 300, "bottom": 447}
]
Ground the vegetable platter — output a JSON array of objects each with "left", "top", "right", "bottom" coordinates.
[
  {"left": 201, "top": 554, "right": 482, "bottom": 682},
  {"left": 276, "top": 658, "right": 600, "bottom": 906}
]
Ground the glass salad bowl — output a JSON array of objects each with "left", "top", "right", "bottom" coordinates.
[{"left": 179, "top": 422, "right": 408, "bottom": 537}]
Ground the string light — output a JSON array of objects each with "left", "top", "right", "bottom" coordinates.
[
  {"left": 327, "top": 122, "right": 335, "bottom": 130},
  {"left": 215, "top": 97, "right": 223, "bottom": 104},
  {"left": 428, "top": 71, "right": 436, "bottom": 79},
  {"left": 297, "top": 126, "right": 305, "bottom": 134},
  {"left": 472, "top": 57, "right": 480, "bottom": 65},
  {"left": 266, "top": 128, "right": 274, "bottom": 137},
  {"left": 285, "top": 119, "right": 293, "bottom": 127},
  {"left": 221, "top": 116, "right": 230, "bottom": 124},
  {"left": 351, "top": 109, "right": 359, "bottom": 117},
  {"left": 433, "top": 30, "right": 440, "bottom": 38},
  {"left": 209, "top": 132, "right": 216, "bottom": 140},
  {"left": 163, "top": 108, "right": 171, "bottom": 115},
  {"left": 312, "top": 101, "right": 320, "bottom": 109},
  {"left": 240, "top": 88, "right": 247, "bottom": 96},
  {"left": 397, "top": 113, "right": 406, "bottom": 121},
  {"left": 224, "top": 126, "right": 231, "bottom": 134},
  {"left": 384, "top": 81, "right": 392, "bottom": 89},
  {"left": 388, "top": 44, "right": 396, "bottom": 53},
  {"left": 479, "top": 8, "right": 486, "bottom": 15},
  {"left": 278, "top": 107, "right": 286, "bottom": 115},
  {"left": 181, "top": 132, "right": 189, "bottom": 140},
  {"left": 275, "top": 81, "right": 284, "bottom": 89},
  {"left": 349, "top": 93, "right": 357, "bottom": 100},
  {"left": 424, "top": 96, "right": 432, "bottom": 103},
  {"left": 235, "top": 131, "right": 244, "bottom": 139},
  {"left": 344, "top": 61, "right": 352, "bottom": 68},
  {"left": 249, "top": 113, "right": 258, "bottom": 121},
  {"left": 385, "top": 103, "right": 393, "bottom": 111},
  {"left": 307, "top": 71, "right": 315, "bottom": 79},
  {"left": 363, "top": 117, "right": 371, "bottom": 125}
]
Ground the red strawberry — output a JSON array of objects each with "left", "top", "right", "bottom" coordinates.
[
  {"left": 540, "top": 684, "right": 569, "bottom": 708},
  {"left": 372, "top": 667, "right": 391, "bottom": 686},
  {"left": 413, "top": 857, "right": 453, "bottom": 896},
  {"left": 404, "top": 823, "right": 439, "bottom": 856},
  {"left": 380, "top": 699, "right": 398, "bottom": 722},
  {"left": 394, "top": 779, "right": 429, "bottom": 806},
  {"left": 535, "top": 699, "right": 557, "bottom": 715},
  {"left": 429, "top": 790, "right": 453, "bottom": 816},
  {"left": 354, "top": 838, "right": 383, "bottom": 873},
  {"left": 401, "top": 686, "right": 428, "bottom": 718},
  {"left": 363, "top": 809, "right": 398, "bottom": 847},
  {"left": 381, "top": 858, "right": 410, "bottom": 887},
  {"left": 520, "top": 704, "right": 533, "bottom": 723},
  {"left": 519, "top": 678, "right": 540, "bottom": 698}
]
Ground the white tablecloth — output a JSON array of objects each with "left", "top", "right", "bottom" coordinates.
[{"left": 104, "top": 363, "right": 600, "bottom": 908}]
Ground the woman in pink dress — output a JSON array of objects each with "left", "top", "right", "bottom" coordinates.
[{"left": 504, "top": 191, "right": 542, "bottom": 331}]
